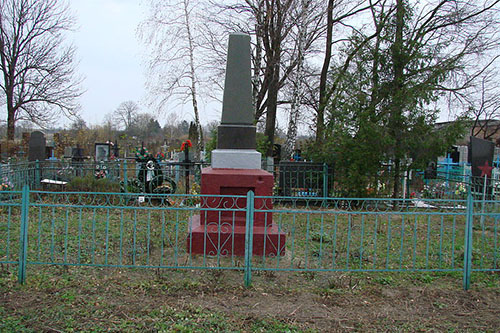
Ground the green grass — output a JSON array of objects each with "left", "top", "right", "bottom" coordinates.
[
  {"left": 1, "top": 193, "right": 499, "bottom": 286},
  {"left": 0, "top": 265, "right": 498, "bottom": 332},
  {"left": 0, "top": 306, "right": 34, "bottom": 332},
  {"left": 0, "top": 266, "right": 313, "bottom": 332}
]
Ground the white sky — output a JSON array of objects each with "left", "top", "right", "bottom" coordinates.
[
  {"left": 69, "top": 0, "right": 147, "bottom": 127},
  {"left": 61, "top": 0, "right": 465, "bottom": 130},
  {"left": 68, "top": 0, "right": 222, "bottom": 129}
]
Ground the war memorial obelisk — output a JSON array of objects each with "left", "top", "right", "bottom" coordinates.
[{"left": 187, "top": 33, "right": 285, "bottom": 256}]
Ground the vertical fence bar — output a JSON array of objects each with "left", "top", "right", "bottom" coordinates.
[
  {"left": 35, "top": 160, "right": 40, "bottom": 188},
  {"left": 123, "top": 160, "right": 128, "bottom": 192},
  {"left": 244, "top": 191, "right": 255, "bottom": 287},
  {"left": 323, "top": 163, "right": 328, "bottom": 197},
  {"left": 463, "top": 188, "right": 473, "bottom": 290},
  {"left": 18, "top": 185, "right": 30, "bottom": 284}
]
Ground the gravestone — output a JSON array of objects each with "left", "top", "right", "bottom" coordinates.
[
  {"left": 71, "top": 145, "right": 85, "bottom": 162},
  {"left": 28, "top": 131, "right": 46, "bottom": 161},
  {"left": 211, "top": 33, "right": 260, "bottom": 169},
  {"left": 470, "top": 136, "right": 494, "bottom": 197},
  {"left": 188, "top": 33, "right": 285, "bottom": 256},
  {"left": 470, "top": 136, "right": 494, "bottom": 178},
  {"left": 64, "top": 147, "right": 73, "bottom": 158},
  {"left": 95, "top": 143, "right": 110, "bottom": 162},
  {"left": 458, "top": 145, "right": 468, "bottom": 164},
  {"left": 112, "top": 142, "right": 119, "bottom": 159}
]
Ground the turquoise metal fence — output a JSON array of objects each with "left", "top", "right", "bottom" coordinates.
[
  {"left": 0, "top": 186, "right": 498, "bottom": 289},
  {"left": 0, "top": 160, "right": 209, "bottom": 191}
]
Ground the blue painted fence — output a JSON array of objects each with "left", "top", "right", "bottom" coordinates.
[{"left": 0, "top": 186, "right": 498, "bottom": 289}]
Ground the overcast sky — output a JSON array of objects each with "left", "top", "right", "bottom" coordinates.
[
  {"left": 68, "top": 0, "right": 146, "bottom": 127},
  {"left": 69, "top": 0, "right": 225, "bottom": 130}
]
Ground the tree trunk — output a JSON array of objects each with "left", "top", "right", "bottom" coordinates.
[
  {"left": 6, "top": 86, "right": 16, "bottom": 141},
  {"left": 284, "top": 0, "right": 308, "bottom": 161},
  {"left": 253, "top": 11, "right": 263, "bottom": 122},
  {"left": 183, "top": 0, "right": 203, "bottom": 160},
  {"left": 265, "top": 63, "right": 279, "bottom": 157},
  {"left": 391, "top": 0, "right": 405, "bottom": 199},
  {"left": 7, "top": 110, "right": 15, "bottom": 141},
  {"left": 316, "top": 0, "right": 334, "bottom": 143}
]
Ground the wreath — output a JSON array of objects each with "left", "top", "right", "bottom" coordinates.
[
  {"left": 180, "top": 140, "right": 192, "bottom": 151},
  {"left": 156, "top": 152, "right": 166, "bottom": 161},
  {"left": 135, "top": 147, "right": 150, "bottom": 161}
]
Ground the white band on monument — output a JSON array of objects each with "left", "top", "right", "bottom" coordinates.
[{"left": 211, "top": 149, "right": 261, "bottom": 169}]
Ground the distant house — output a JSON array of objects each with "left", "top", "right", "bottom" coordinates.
[{"left": 436, "top": 119, "right": 500, "bottom": 146}]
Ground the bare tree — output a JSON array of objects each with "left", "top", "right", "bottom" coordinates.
[
  {"left": 283, "top": 0, "right": 310, "bottom": 160},
  {"left": 315, "top": 0, "right": 380, "bottom": 143},
  {"left": 70, "top": 117, "right": 87, "bottom": 131},
  {"left": 207, "top": 0, "right": 327, "bottom": 157},
  {"left": 112, "top": 101, "right": 140, "bottom": 131},
  {"left": 466, "top": 67, "right": 500, "bottom": 139},
  {"left": 140, "top": 0, "right": 204, "bottom": 159},
  {"left": 0, "top": 0, "right": 82, "bottom": 141}
]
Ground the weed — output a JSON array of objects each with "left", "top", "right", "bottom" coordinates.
[
  {"left": 0, "top": 307, "right": 33, "bottom": 332},
  {"left": 376, "top": 276, "right": 394, "bottom": 285}
]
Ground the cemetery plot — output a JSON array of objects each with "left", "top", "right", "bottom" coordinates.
[
  {"left": 7, "top": 192, "right": 495, "bottom": 275},
  {"left": 276, "top": 162, "right": 331, "bottom": 197}
]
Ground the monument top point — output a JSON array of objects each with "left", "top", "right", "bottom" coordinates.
[
  {"left": 220, "top": 33, "right": 253, "bottom": 126},
  {"left": 216, "top": 33, "right": 257, "bottom": 151}
]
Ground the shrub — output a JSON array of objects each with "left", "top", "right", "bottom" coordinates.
[{"left": 66, "top": 175, "right": 120, "bottom": 192}]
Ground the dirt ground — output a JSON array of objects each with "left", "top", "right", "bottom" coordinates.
[{"left": 0, "top": 267, "right": 499, "bottom": 332}]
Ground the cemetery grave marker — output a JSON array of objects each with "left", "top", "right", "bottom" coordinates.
[
  {"left": 28, "top": 131, "right": 46, "bottom": 162},
  {"left": 187, "top": 33, "right": 285, "bottom": 256}
]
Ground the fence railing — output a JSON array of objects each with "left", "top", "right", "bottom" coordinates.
[
  {"left": 1, "top": 160, "right": 334, "bottom": 198},
  {"left": 0, "top": 160, "right": 210, "bottom": 193},
  {"left": 0, "top": 186, "right": 498, "bottom": 289}
]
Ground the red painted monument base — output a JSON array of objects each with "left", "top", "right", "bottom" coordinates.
[{"left": 187, "top": 167, "right": 286, "bottom": 256}]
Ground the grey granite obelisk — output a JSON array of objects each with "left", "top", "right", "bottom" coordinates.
[{"left": 212, "top": 33, "right": 261, "bottom": 169}]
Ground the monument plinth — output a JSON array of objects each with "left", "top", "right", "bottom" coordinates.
[{"left": 187, "top": 33, "right": 285, "bottom": 256}]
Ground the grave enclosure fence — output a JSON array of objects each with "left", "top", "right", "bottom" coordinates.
[
  {"left": 1, "top": 160, "right": 336, "bottom": 198},
  {"left": 0, "top": 186, "right": 498, "bottom": 289},
  {"left": 4, "top": 159, "right": 500, "bottom": 201}
]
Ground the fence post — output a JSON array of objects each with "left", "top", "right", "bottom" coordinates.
[
  {"left": 123, "top": 159, "right": 128, "bottom": 192},
  {"left": 463, "top": 187, "right": 473, "bottom": 290},
  {"left": 35, "top": 160, "right": 40, "bottom": 188},
  {"left": 18, "top": 184, "right": 30, "bottom": 284},
  {"left": 322, "top": 163, "right": 328, "bottom": 197},
  {"left": 244, "top": 190, "right": 255, "bottom": 287}
]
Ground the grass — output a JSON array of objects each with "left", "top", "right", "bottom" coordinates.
[
  {"left": 0, "top": 192, "right": 499, "bottom": 331},
  {"left": 0, "top": 266, "right": 313, "bottom": 332},
  {"left": 0, "top": 193, "right": 498, "bottom": 278},
  {"left": 0, "top": 266, "right": 498, "bottom": 332}
]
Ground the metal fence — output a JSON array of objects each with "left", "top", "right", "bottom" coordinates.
[
  {"left": 0, "top": 160, "right": 209, "bottom": 193},
  {"left": 0, "top": 186, "right": 497, "bottom": 289},
  {"left": 1, "top": 160, "right": 334, "bottom": 198}
]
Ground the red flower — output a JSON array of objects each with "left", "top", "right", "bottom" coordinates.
[{"left": 180, "top": 140, "right": 193, "bottom": 151}]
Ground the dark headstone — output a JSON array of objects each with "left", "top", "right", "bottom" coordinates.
[
  {"left": 273, "top": 144, "right": 281, "bottom": 162},
  {"left": 217, "top": 33, "right": 256, "bottom": 150},
  {"left": 470, "top": 136, "right": 494, "bottom": 196},
  {"left": 449, "top": 146, "right": 459, "bottom": 164},
  {"left": 28, "top": 131, "right": 46, "bottom": 161},
  {"left": 470, "top": 136, "right": 494, "bottom": 178},
  {"left": 71, "top": 146, "right": 85, "bottom": 162},
  {"left": 45, "top": 146, "right": 54, "bottom": 159},
  {"left": 424, "top": 161, "right": 437, "bottom": 179},
  {"left": 112, "top": 143, "right": 119, "bottom": 158}
]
